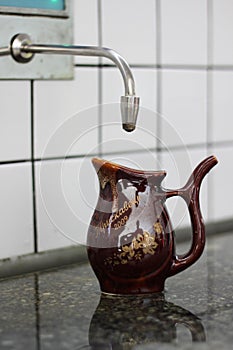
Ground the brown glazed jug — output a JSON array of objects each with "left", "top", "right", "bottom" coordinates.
[{"left": 87, "top": 155, "right": 218, "bottom": 295}]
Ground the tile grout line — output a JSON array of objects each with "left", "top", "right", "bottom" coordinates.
[
  {"left": 30, "top": 80, "right": 38, "bottom": 254},
  {"left": 206, "top": 0, "right": 214, "bottom": 220},
  {"left": 74, "top": 63, "right": 233, "bottom": 71},
  {"left": 207, "top": 0, "right": 214, "bottom": 146},
  {"left": 156, "top": 0, "right": 162, "bottom": 165},
  {"left": 0, "top": 139, "right": 233, "bottom": 167},
  {"left": 206, "top": 0, "right": 216, "bottom": 311},
  {"left": 0, "top": 138, "right": 232, "bottom": 167},
  {"left": 97, "top": 0, "right": 103, "bottom": 156}
]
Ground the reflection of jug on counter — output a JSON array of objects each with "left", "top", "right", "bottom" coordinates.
[
  {"left": 87, "top": 156, "right": 218, "bottom": 295},
  {"left": 88, "top": 294, "right": 206, "bottom": 348}
]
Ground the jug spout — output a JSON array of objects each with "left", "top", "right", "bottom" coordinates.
[
  {"left": 166, "top": 155, "right": 218, "bottom": 277},
  {"left": 92, "top": 157, "right": 118, "bottom": 173}
]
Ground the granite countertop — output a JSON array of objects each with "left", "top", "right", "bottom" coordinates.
[{"left": 0, "top": 232, "right": 232, "bottom": 350}]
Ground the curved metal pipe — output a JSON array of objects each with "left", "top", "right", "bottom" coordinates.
[
  {"left": 9, "top": 33, "right": 140, "bottom": 132},
  {"left": 0, "top": 46, "right": 10, "bottom": 56},
  {"left": 25, "top": 44, "right": 136, "bottom": 97}
]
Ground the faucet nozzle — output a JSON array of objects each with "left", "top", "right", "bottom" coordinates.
[{"left": 121, "top": 95, "right": 139, "bottom": 132}]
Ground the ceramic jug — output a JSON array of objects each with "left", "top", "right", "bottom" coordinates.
[{"left": 87, "top": 155, "right": 218, "bottom": 295}]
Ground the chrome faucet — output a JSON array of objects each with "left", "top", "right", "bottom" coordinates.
[{"left": 0, "top": 33, "right": 140, "bottom": 132}]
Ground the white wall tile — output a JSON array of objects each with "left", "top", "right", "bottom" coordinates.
[
  {"left": 101, "top": 68, "right": 158, "bottom": 154},
  {"left": 73, "top": 0, "right": 99, "bottom": 64},
  {"left": 0, "top": 163, "right": 34, "bottom": 259},
  {"left": 161, "top": 70, "right": 207, "bottom": 147},
  {"left": 34, "top": 68, "right": 98, "bottom": 158},
  {"left": 161, "top": 0, "right": 207, "bottom": 65},
  {"left": 0, "top": 81, "right": 30, "bottom": 161},
  {"left": 36, "top": 157, "right": 98, "bottom": 251},
  {"left": 102, "top": 0, "right": 156, "bottom": 65},
  {"left": 208, "top": 147, "right": 233, "bottom": 221},
  {"left": 103, "top": 150, "right": 160, "bottom": 172},
  {"left": 212, "top": 71, "right": 233, "bottom": 142},
  {"left": 213, "top": 0, "right": 233, "bottom": 65},
  {"left": 161, "top": 148, "right": 208, "bottom": 230}
]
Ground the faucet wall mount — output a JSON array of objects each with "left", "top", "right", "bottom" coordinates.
[{"left": 1, "top": 33, "right": 140, "bottom": 132}]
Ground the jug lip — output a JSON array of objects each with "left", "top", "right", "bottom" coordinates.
[{"left": 92, "top": 157, "right": 167, "bottom": 178}]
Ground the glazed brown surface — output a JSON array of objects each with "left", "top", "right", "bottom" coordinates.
[{"left": 87, "top": 156, "right": 218, "bottom": 294}]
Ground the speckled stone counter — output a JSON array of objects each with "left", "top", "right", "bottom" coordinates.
[{"left": 0, "top": 232, "right": 232, "bottom": 350}]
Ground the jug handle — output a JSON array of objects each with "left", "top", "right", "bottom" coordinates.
[{"left": 164, "top": 156, "right": 218, "bottom": 277}]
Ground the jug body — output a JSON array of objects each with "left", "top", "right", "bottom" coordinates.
[
  {"left": 87, "top": 158, "right": 175, "bottom": 294},
  {"left": 87, "top": 156, "right": 218, "bottom": 295}
]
